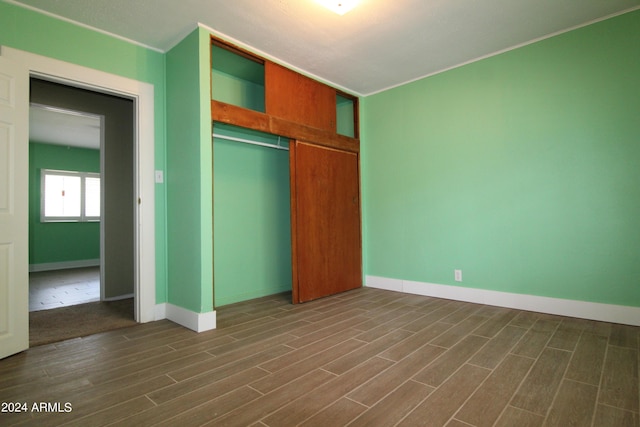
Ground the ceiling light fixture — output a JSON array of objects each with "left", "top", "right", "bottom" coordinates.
[{"left": 315, "top": 0, "right": 359, "bottom": 15}]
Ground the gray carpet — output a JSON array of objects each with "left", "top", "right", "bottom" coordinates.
[{"left": 29, "top": 298, "right": 136, "bottom": 347}]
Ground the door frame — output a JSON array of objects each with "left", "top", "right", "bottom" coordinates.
[{"left": 0, "top": 46, "right": 156, "bottom": 323}]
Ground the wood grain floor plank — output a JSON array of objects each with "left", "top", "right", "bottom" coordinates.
[
  {"left": 564, "top": 332, "right": 607, "bottom": 385},
  {"left": 298, "top": 397, "right": 368, "bottom": 427},
  {"left": 44, "top": 344, "right": 177, "bottom": 378},
  {"left": 394, "top": 294, "right": 441, "bottom": 308},
  {"left": 510, "top": 347, "right": 571, "bottom": 415},
  {"left": 455, "top": 354, "right": 534, "bottom": 427},
  {"left": 120, "top": 319, "right": 185, "bottom": 340},
  {"left": 165, "top": 333, "right": 236, "bottom": 352},
  {"left": 251, "top": 338, "right": 364, "bottom": 394},
  {"left": 529, "top": 318, "right": 560, "bottom": 333},
  {"left": 610, "top": 324, "right": 639, "bottom": 349},
  {"left": 0, "top": 345, "right": 96, "bottom": 374},
  {"left": 354, "top": 311, "right": 422, "bottom": 342},
  {"left": 397, "top": 364, "right": 491, "bottom": 427},
  {"left": 402, "top": 304, "right": 460, "bottom": 333},
  {"left": 154, "top": 386, "right": 262, "bottom": 427},
  {"left": 545, "top": 379, "right": 598, "bottom": 427},
  {"left": 430, "top": 315, "right": 488, "bottom": 349},
  {"left": 63, "top": 396, "right": 155, "bottom": 427},
  {"left": 413, "top": 335, "right": 489, "bottom": 387},
  {"left": 350, "top": 306, "right": 420, "bottom": 333},
  {"left": 121, "top": 367, "right": 269, "bottom": 426},
  {"left": 583, "top": 319, "right": 612, "bottom": 337},
  {"left": 227, "top": 317, "right": 312, "bottom": 341},
  {"left": 599, "top": 345, "right": 639, "bottom": 412},
  {"left": 85, "top": 349, "right": 214, "bottom": 386},
  {"left": 20, "top": 375, "right": 176, "bottom": 427},
  {"left": 469, "top": 325, "right": 526, "bottom": 369},
  {"left": 446, "top": 420, "right": 475, "bottom": 427},
  {"left": 149, "top": 346, "right": 290, "bottom": 404},
  {"left": 440, "top": 302, "right": 483, "bottom": 324},
  {"left": 208, "top": 321, "right": 310, "bottom": 354},
  {"left": 511, "top": 319, "right": 559, "bottom": 359},
  {"left": 347, "top": 380, "right": 434, "bottom": 427},
  {"left": 0, "top": 367, "right": 48, "bottom": 391},
  {"left": 511, "top": 329, "right": 552, "bottom": 359},
  {"left": 214, "top": 315, "right": 280, "bottom": 335},
  {"left": 101, "top": 325, "right": 197, "bottom": 352},
  {"left": 473, "top": 305, "right": 505, "bottom": 318},
  {"left": 348, "top": 344, "right": 444, "bottom": 407},
  {"left": 509, "top": 311, "right": 540, "bottom": 329},
  {"left": 259, "top": 328, "right": 361, "bottom": 373},
  {"left": 201, "top": 369, "right": 336, "bottom": 427},
  {"left": 547, "top": 320, "right": 582, "bottom": 351},
  {"left": 286, "top": 310, "right": 370, "bottom": 343},
  {"left": 0, "top": 375, "right": 91, "bottom": 403},
  {"left": 263, "top": 356, "right": 393, "bottom": 427},
  {"left": 378, "top": 321, "right": 453, "bottom": 362},
  {"left": 593, "top": 404, "right": 640, "bottom": 427},
  {"left": 494, "top": 406, "right": 544, "bottom": 427},
  {"left": 472, "top": 309, "right": 518, "bottom": 338},
  {"left": 323, "top": 329, "right": 413, "bottom": 375},
  {"left": 167, "top": 333, "right": 294, "bottom": 382},
  {"left": 301, "top": 297, "right": 386, "bottom": 322}
]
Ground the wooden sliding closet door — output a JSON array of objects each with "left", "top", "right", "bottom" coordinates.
[{"left": 290, "top": 140, "right": 362, "bottom": 303}]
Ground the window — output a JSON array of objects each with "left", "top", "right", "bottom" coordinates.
[{"left": 41, "top": 169, "right": 100, "bottom": 222}]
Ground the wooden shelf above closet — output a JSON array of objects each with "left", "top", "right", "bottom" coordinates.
[{"left": 211, "top": 100, "right": 359, "bottom": 153}]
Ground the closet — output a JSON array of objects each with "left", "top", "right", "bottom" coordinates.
[
  {"left": 212, "top": 124, "right": 291, "bottom": 307},
  {"left": 211, "top": 36, "right": 361, "bottom": 304}
]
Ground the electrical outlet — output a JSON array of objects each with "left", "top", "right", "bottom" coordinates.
[
  {"left": 454, "top": 269, "right": 462, "bottom": 282},
  {"left": 155, "top": 170, "right": 164, "bottom": 183}
]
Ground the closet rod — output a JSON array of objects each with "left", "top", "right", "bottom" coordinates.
[{"left": 212, "top": 133, "right": 289, "bottom": 151}]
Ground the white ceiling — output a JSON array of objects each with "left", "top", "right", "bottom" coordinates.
[
  {"left": 9, "top": 0, "right": 640, "bottom": 96},
  {"left": 29, "top": 104, "right": 101, "bottom": 150}
]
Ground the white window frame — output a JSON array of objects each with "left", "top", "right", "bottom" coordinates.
[{"left": 40, "top": 168, "right": 101, "bottom": 222}]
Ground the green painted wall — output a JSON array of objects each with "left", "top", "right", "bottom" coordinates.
[
  {"left": 362, "top": 10, "right": 640, "bottom": 307},
  {"left": 165, "top": 28, "right": 213, "bottom": 313},
  {"left": 0, "top": 1, "right": 167, "bottom": 302},
  {"left": 337, "top": 95, "right": 356, "bottom": 137},
  {"left": 213, "top": 125, "right": 291, "bottom": 306},
  {"left": 211, "top": 43, "right": 265, "bottom": 112},
  {"left": 29, "top": 143, "right": 100, "bottom": 265}
]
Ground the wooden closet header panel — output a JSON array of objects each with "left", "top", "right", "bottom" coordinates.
[{"left": 265, "top": 62, "right": 336, "bottom": 132}]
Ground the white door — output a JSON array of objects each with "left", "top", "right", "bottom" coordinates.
[{"left": 0, "top": 56, "right": 29, "bottom": 359}]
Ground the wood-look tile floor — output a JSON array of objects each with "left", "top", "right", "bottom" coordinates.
[{"left": 1, "top": 287, "right": 638, "bottom": 426}]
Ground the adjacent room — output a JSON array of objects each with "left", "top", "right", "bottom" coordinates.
[
  {"left": 28, "top": 84, "right": 103, "bottom": 314},
  {"left": 0, "top": 0, "right": 639, "bottom": 426},
  {"left": 26, "top": 78, "right": 137, "bottom": 346}
]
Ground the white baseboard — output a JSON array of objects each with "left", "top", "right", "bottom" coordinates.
[
  {"left": 155, "top": 303, "right": 167, "bottom": 321},
  {"left": 366, "top": 275, "right": 640, "bottom": 327},
  {"left": 104, "top": 293, "right": 134, "bottom": 302},
  {"left": 154, "top": 303, "right": 216, "bottom": 333},
  {"left": 29, "top": 259, "right": 100, "bottom": 272}
]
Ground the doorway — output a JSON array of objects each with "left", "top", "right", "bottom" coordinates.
[
  {"left": 28, "top": 78, "right": 136, "bottom": 345},
  {"left": 0, "top": 46, "right": 156, "bottom": 359}
]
